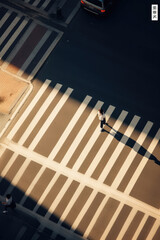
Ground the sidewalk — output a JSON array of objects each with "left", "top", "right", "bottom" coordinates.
[
  {"left": 0, "top": 195, "right": 39, "bottom": 240},
  {"left": 0, "top": 195, "right": 57, "bottom": 240},
  {"left": 0, "top": 69, "right": 32, "bottom": 139}
]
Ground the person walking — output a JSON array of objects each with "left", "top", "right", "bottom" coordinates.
[
  {"left": 2, "top": 194, "right": 16, "bottom": 213},
  {"left": 98, "top": 108, "right": 106, "bottom": 132}
]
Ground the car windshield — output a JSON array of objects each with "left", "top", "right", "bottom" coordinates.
[{"left": 86, "top": 0, "right": 102, "bottom": 7}]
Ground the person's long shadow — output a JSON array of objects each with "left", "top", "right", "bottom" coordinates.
[{"left": 102, "top": 123, "right": 160, "bottom": 165}]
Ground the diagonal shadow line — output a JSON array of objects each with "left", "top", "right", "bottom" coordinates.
[{"left": 102, "top": 123, "right": 160, "bottom": 166}]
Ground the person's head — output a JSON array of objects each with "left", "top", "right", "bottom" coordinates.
[
  {"left": 99, "top": 108, "right": 104, "bottom": 114},
  {"left": 6, "top": 194, "right": 11, "bottom": 199}
]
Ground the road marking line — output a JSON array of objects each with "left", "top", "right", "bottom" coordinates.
[
  {"left": 116, "top": 208, "right": 137, "bottom": 240},
  {"left": 15, "top": 226, "right": 27, "bottom": 240},
  {"left": 58, "top": 184, "right": 85, "bottom": 224},
  {"left": 48, "top": 95, "right": 92, "bottom": 160},
  {"left": 60, "top": 100, "right": 104, "bottom": 167},
  {"left": 111, "top": 121, "right": 153, "bottom": 189},
  {"left": 95, "top": 115, "right": 140, "bottom": 179},
  {"left": 85, "top": 110, "right": 128, "bottom": 177},
  {"left": 0, "top": 10, "right": 10, "bottom": 28},
  {"left": 17, "top": 30, "right": 51, "bottom": 76},
  {"left": 0, "top": 152, "right": 18, "bottom": 179},
  {"left": 20, "top": 165, "right": 45, "bottom": 205},
  {"left": 83, "top": 196, "right": 109, "bottom": 238},
  {"left": 30, "top": 232, "right": 40, "bottom": 240},
  {"left": 41, "top": 0, "right": 51, "bottom": 9},
  {"left": 18, "top": 83, "right": 62, "bottom": 145},
  {"left": 7, "top": 79, "right": 51, "bottom": 140},
  {"left": 33, "top": 172, "right": 60, "bottom": 212},
  {"left": 132, "top": 214, "right": 148, "bottom": 240},
  {"left": 1, "top": 139, "right": 160, "bottom": 221},
  {"left": 100, "top": 202, "right": 124, "bottom": 240},
  {"left": 73, "top": 105, "right": 115, "bottom": 171},
  {"left": 32, "top": 0, "right": 41, "bottom": 7},
  {"left": 0, "top": 16, "right": 20, "bottom": 45},
  {"left": 45, "top": 178, "right": 73, "bottom": 219},
  {"left": 2, "top": 22, "right": 36, "bottom": 69},
  {"left": 26, "top": 31, "right": 63, "bottom": 81},
  {"left": 125, "top": 128, "right": 160, "bottom": 194},
  {"left": 3, "top": 158, "right": 30, "bottom": 196},
  {"left": 29, "top": 87, "right": 73, "bottom": 151},
  {"left": 71, "top": 190, "right": 97, "bottom": 231},
  {"left": 0, "top": 19, "right": 28, "bottom": 58},
  {"left": 65, "top": 2, "right": 80, "bottom": 25},
  {"left": 146, "top": 219, "right": 159, "bottom": 240}
]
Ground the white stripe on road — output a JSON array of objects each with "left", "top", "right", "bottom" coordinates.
[
  {"left": 45, "top": 178, "right": 73, "bottom": 219},
  {"left": 48, "top": 95, "right": 92, "bottom": 160},
  {"left": 7, "top": 79, "right": 51, "bottom": 140},
  {"left": 0, "top": 16, "right": 20, "bottom": 45},
  {"left": 58, "top": 184, "right": 85, "bottom": 224},
  {"left": 0, "top": 152, "right": 18, "bottom": 179},
  {"left": 83, "top": 196, "right": 109, "bottom": 239},
  {"left": 3, "top": 158, "right": 30, "bottom": 196},
  {"left": 18, "top": 83, "right": 62, "bottom": 145},
  {"left": 15, "top": 226, "right": 27, "bottom": 240},
  {"left": 65, "top": 2, "right": 80, "bottom": 25},
  {"left": 2, "top": 23, "right": 36, "bottom": 69},
  {"left": 116, "top": 208, "right": 137, "bottom": 240},
  {"left": 33, "top": 173, "right": 60, "bottom": 212},
  {"left": 94, "top": 115, "right": 140, "bottom": 180},
  {"left": 17, "top": 30, "right": 51, "bottom": 76},
  {"left": 41, "top": 0, "right": 51, "bottom": 9},
  {"left": 28, "top": 87, "right": 73, "bottom": 151},
  {"left": 99, "top": 203, "right": 124, "bottom": 240},
  {"left": 125, "top": 128, "right": 160, "bottom": 194},
  {"left": 27, "top": 32, "right": 63, "bottom": 81},
  {"left": 85, "top": 110, "right": 128, "bottom": 177},
  {"left": 1, "top": 138, "right": 160, "bottom": 221},
  {"left": 59, "top": 100, "right": 104, "bottom": 167},
  {"left": 132, "top": 214, "right": 148, "bottom": 240},
  {"left": 0, "top": 11, "right": 10, "bottom": 28},
  {"left": 73, "top": 105, "right": 115, "bottom": 171},
  {"left": 32, "top": 0, "right": 41, "bottom": 7},
  {"left": 0, "top": 19, "right": 28, "bottom": 58},
  {"left": 71, "top": 190, "right": 97, "bottom": 232},
  {"left": 111, "top": 121, "right": 153, "bottom": 189},
  {"left": 20, "top": 166, "right": 45, "bottom": 205},
  {"left": 146, "top": 219, "right": 160, "bottom": 240}
]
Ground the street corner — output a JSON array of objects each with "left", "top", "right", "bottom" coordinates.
[{"left": 0, "top": 69, "right": 30, "bottom": 115}]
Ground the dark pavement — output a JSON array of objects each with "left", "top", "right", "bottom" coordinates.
[{"left": 36, "top": 0, "right": 160, "bottom": 126}]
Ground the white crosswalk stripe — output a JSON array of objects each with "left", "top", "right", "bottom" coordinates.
[
  {"left": 18, "top": 83, "right": 62, "bottom": 145},
  {"left": 0, "top": 9, "right": 63, "bottom": 81},
  {"left": 111, "top": 120, "right": 153, "bottom": 189},
  {"left": 0, "top": 80, "right": 159, "bottom": 240},
  {"left": 85, "top": 110, "right": 128, "bottom": 177},
  {"left": 0, "top": 16, "right": 20, "bottom": 45},
  {"left": 1, "top": 22, "right": 36, "bottom": 69},
  {"left": 7, "top": 79, "right": 51, "bottom": 140},
  {"left": 28, "top": 87, "right": 73, "bottom": 151},
  {"left": 0, "top": 10, "right": 10, "bottom": 28},
  {"left": 48, "top": 95, "right": 92, "bottom": 160},
  {"left": 59, "top": 100, "right": 104, "bottom": 167}
]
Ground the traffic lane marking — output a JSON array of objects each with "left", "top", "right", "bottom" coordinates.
[{"left": 1, "top": 139, "right": 160, "bottom": 222}]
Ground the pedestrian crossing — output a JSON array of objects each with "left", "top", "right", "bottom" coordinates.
[
  {"left": 0, "top": 80, "right": 160, "bottom": 240},
  {"left": 0, "top": 6, "right": 63, "bottom": 81}
]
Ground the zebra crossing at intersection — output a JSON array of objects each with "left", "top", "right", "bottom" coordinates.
[
  {"left": 0, "top": 79, "right": 160, "bottom": 240},
  {"left": 0, "top": 6, "right": 63, "bottom": 81}
]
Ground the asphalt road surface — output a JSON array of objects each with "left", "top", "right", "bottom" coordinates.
[{"left": 36, "top": 0, "right": 160, "bottom": 126}]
